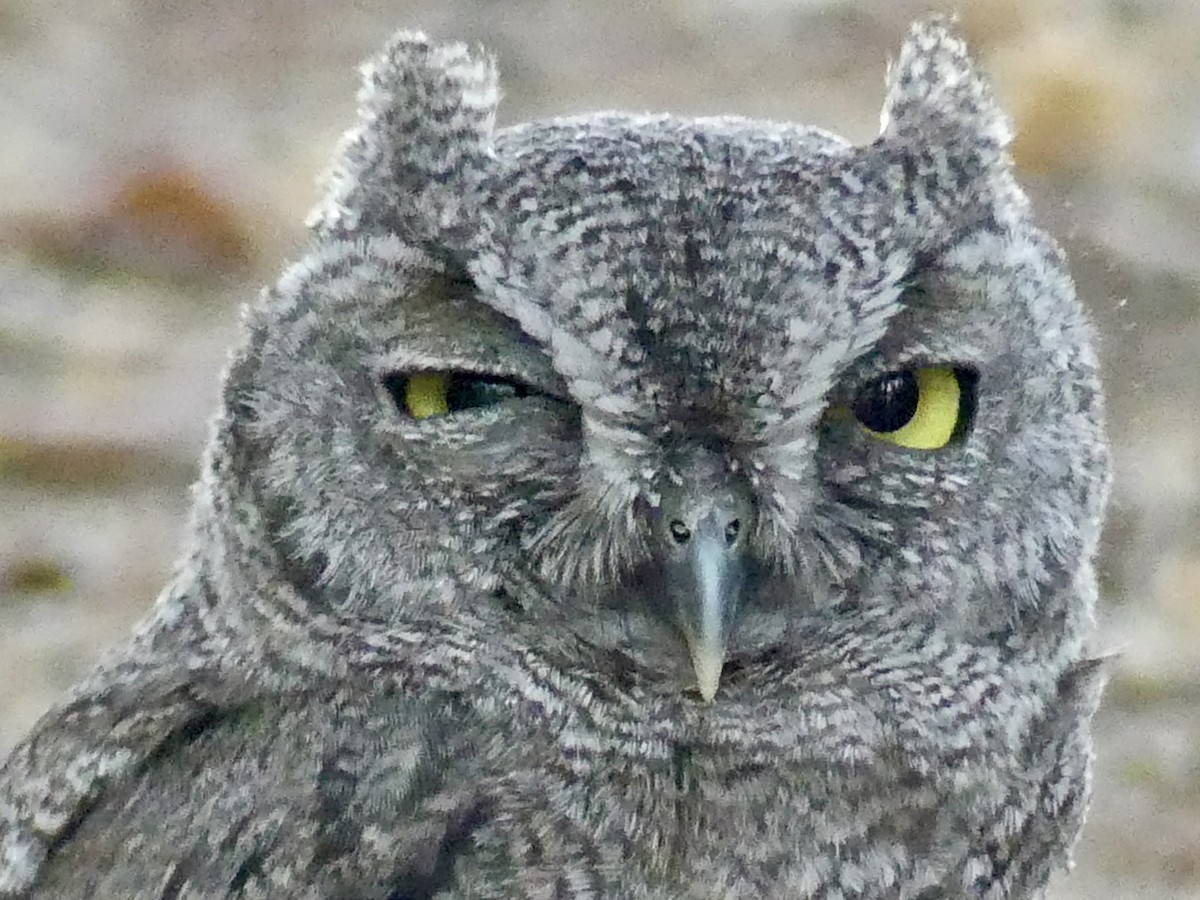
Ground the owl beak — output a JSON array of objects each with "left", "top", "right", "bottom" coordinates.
[
  {"left": 650, "top": 455, "right": 754, "bottom": 702},
  {"left": 674, "top": 510, "right": 746, "bottom": 702},
  {"left": 652, "top": 472, "right": 753, "bottom": 705}
]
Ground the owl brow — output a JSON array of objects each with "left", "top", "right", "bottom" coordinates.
[{"left": 372, "top": 348, "right": 528, "bottom": 377}]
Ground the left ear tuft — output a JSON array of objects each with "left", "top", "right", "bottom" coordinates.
[{"left": 880, "top": 17, "right": 1011, "bottom": 163}]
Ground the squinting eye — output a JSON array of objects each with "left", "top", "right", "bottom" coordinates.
[
  {"left": 386, "top": 372, "right": 532, "bottom": 420},
  {"left": 852, "top": 365, "right": 976, "bottom": 450}
]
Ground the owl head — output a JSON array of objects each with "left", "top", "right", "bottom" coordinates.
[{"left": 206, "top": 18, "right": 1108, "bottom": 702}]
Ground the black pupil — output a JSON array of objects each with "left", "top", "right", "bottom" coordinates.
[
  {"left": 853, "top": 370, "right": 920, "bottom": 433},
  {"left": 446, "top": 374, "right": 528, "bottom": 411}
]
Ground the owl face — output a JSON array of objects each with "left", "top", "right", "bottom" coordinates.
[{"left": 234, "top": 25, "right": 1107, "bottom": 703}]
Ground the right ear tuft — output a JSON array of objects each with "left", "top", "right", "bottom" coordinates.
[{"left": 307, "top": 31, "right": 499, "bottom": 241}]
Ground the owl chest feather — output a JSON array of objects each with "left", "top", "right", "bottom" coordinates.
[
  {"left": 477, "top": 704, "right": 957, "bottom": 898},
  {"left": 467, "top": 636, "right": 1088, "bottom": 900}
]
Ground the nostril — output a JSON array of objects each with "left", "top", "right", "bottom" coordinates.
[
  {"left": 669, "top": 520, "right": 692, "bottom": 545},
  {"left": 724, "top": 519, "right": 741, "bottom": 546}
]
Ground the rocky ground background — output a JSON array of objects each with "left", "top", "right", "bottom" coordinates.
[{"left": 1, "top": 1, "right": 1197, "bottom": 896}]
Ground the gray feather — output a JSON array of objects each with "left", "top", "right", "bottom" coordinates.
[{"left": 0, "top": 16, "right": 1109, "bottom": 899}]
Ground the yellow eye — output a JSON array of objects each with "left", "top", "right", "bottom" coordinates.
[
  {"left": 404, "top": 372, "right": 451, "bottom": 419},
  {"left": 387, "top": 371, "right": 534, "bottom": 420},
  {"left": 852, "top": 365, "right": 973, "bottom": 450}
]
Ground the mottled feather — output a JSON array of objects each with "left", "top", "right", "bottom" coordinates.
[{"left": 0, "top": 17, "right": 1108, "bottom": 900}]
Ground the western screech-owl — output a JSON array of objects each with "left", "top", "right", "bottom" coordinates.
[{"left": 0, "top": 17, "right": 1109, "bottom": 900}]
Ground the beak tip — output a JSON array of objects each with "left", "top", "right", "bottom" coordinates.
[{"left": 692, "top": 651, "right": 724, "bottom": 703}]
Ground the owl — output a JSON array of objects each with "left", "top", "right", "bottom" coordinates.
[{"left": 0, "top": 17, "right": 1108, "bottom": 900}]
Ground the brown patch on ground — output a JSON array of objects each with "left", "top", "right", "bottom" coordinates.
[
  {"left": 0, "top": 435, "right": 195, "bottom": 488},
  {"left": 9, "top": 168, "right": 255, "bottom": 285}
]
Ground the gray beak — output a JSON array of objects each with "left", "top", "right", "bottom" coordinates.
[
  {"left": 675, "top": 509, "right": 747, "bottom": 701},
  {"left": 651, "top": 459, "right": 755, "bottom": 702}
]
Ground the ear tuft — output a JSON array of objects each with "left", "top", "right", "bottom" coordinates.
[
  {"left": 307, "top": 31, "right": 499, "bottom": 240},
  {"left": 880, "top": 17, "right": 1011, "bottom": 161}
]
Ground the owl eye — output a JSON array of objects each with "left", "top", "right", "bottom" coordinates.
[
  {"left": 386, "top": 372, "right": 533, "bottom": 420},
  {"left": 852, "top": 365, "right": 976, "bottom": 450}
]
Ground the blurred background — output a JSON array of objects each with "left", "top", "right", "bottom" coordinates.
[{"left": 0, "top": 0, "right": 1197, "bottom": 896}]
